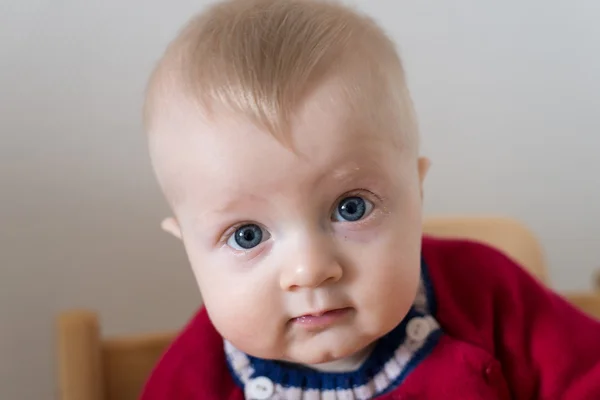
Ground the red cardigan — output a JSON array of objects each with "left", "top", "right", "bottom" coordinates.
[{"left": 140, "top": 237, "right": 600, "bottom": 399}]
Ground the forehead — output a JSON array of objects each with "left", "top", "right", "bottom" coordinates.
[{"left": 151, "top": 82, "right": 401, "bottom": 207}]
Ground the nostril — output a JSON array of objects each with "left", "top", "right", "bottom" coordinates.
[{"left": 287, "top": 284, "right": 300, "bottom": 292}]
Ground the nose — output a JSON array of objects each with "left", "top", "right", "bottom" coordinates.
[{"left": 279, "top": 235, "right": 343, "bottom": 291}]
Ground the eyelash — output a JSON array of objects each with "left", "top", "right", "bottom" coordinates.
[
  {"left": 330, "top": 189, "right": 380, "bottom": 217},
  {"left": 219, "top": 221, "right": 257, "bottom": 246},
  {"left": 217, "top": 189, "right": 383, "bottom": 246}
]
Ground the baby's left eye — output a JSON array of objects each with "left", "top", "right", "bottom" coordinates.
[{"left": 332, "top": 196, "right": 374, "bottom": 222}]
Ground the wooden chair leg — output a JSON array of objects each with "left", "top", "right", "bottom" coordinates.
[{"left": 57, "top": 310, "right": 105, "bottom": 400}]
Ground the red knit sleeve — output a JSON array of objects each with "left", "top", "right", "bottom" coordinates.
[
  {"left": 139, "top": 353, "right": 186, "bottom": 400},
  {"left": 424, "top": 238, "right": 600, "bottom": 399},
  {"left": 139, "top": 308, "right": 243, "bottom": 400}
]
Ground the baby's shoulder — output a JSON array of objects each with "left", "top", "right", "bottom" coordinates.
[
  {"left": 139, "top": 308, "right": 241, "bottom": 400},
  {"left": 421, "top": 235, "right": 600, "bottom": 399},
  {"left": 421, "top": 235, "right": 547, "bottom": 345},
  {"left": 422, "top": 235, "right": 536, "bottom": 298}
]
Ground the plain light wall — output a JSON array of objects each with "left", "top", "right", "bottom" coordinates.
[{"left": 1, "top": 0, "right": 599, "bottom": 398}]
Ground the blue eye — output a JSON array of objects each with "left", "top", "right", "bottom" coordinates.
[
  {"left": 333, "top": 196, "right": 373, "bottom": 222},
  {"left": 227, "top": 224, "right": 270, "bottom": 250}
]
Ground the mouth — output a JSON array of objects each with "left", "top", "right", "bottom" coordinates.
[{"left": 291, "top": 307, "right": 353, "bottom": 330}]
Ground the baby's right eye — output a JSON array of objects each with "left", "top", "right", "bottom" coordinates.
[{"left": 226, "top": 224, "right": 271, "bottom": 251}]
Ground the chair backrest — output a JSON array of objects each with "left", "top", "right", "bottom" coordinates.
[
  {"left": 56, "top": 216, "right": 550, "bottom": 400},
  {"left": 423, "top": 216, "right": 548, "bottom": 283},
  {"left": 57, "top": 311, "right": 175, "bottom": 400}
]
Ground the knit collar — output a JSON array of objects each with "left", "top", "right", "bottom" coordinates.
[{"left": 225, "top": 258, "right": 441, "bottom": 399}]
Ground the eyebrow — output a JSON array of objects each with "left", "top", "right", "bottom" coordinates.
[
  {"left": 331, "top": 163, "right": 367, "bottom": 180},
  {"left": 317, "top": 151, "right": 386, "bottom": 186},
  {"left": 212, "top": 191, "right": 267, "bottom": 216}
]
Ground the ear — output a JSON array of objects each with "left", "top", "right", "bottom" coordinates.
[
  {"left": 417, "top": 157, "right": 431, "bottom": 201},
  {"left": 161, "top": 217, "right": 182, "bottom": 240}
]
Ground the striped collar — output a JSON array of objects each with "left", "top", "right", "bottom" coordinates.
[{"left": 225, "top": 259, "right": 441, "bottom": 399}]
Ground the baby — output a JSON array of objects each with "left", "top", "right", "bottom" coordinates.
[{"left": 140, "top": 0, "right": 600, "bottom": 399}]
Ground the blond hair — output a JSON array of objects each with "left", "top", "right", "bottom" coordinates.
[{"left": 144, "top": 0, "right": 418, "bottom": 149}]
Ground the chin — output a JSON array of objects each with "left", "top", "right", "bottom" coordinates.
[
  {"left": 289, "top": 336, "right": 371, "bottom": 365},
  {"left": 296, "top": 350, "right": 344, "bottom": 365}
]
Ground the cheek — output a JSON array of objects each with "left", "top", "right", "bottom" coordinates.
[
  {"left": 188, "top": 254, "right": 284, "bottom": 355},
  {"left": 344, "top": 194, "right": 423, "bottom": 279},
  {"left": 347, "top": 203, "right": 423, "bottom": 319},
  {"left": 358, "top": 239, "right": 421, "bottom": 303},
  {"left": 356, "top": 245, "right": 421, "bottom": 334}
]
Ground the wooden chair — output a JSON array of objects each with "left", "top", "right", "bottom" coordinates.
[
  {"left": 423, "top": 216, "right": 548, "bottom": 283},
  {"left": 56, "top": 216, "right": 600, "bottom": 400},
  {"left": 57, "top": 312, "right": 175, "bottom": 400}
]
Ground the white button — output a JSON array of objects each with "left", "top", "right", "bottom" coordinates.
[
  {"left": 406, "top": 317, "right": 430, "bottom": 342},
  {"left": 246, "top": 376, "right": 274, "bottom": 399}
]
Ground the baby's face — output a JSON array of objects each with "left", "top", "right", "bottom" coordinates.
[{"left": 153, "top": 82, "right": 428, "bottom": 368}]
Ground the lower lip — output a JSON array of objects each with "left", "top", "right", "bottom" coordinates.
[{"left": 292, "top": 308, "right": 352, "bottom": 329}]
